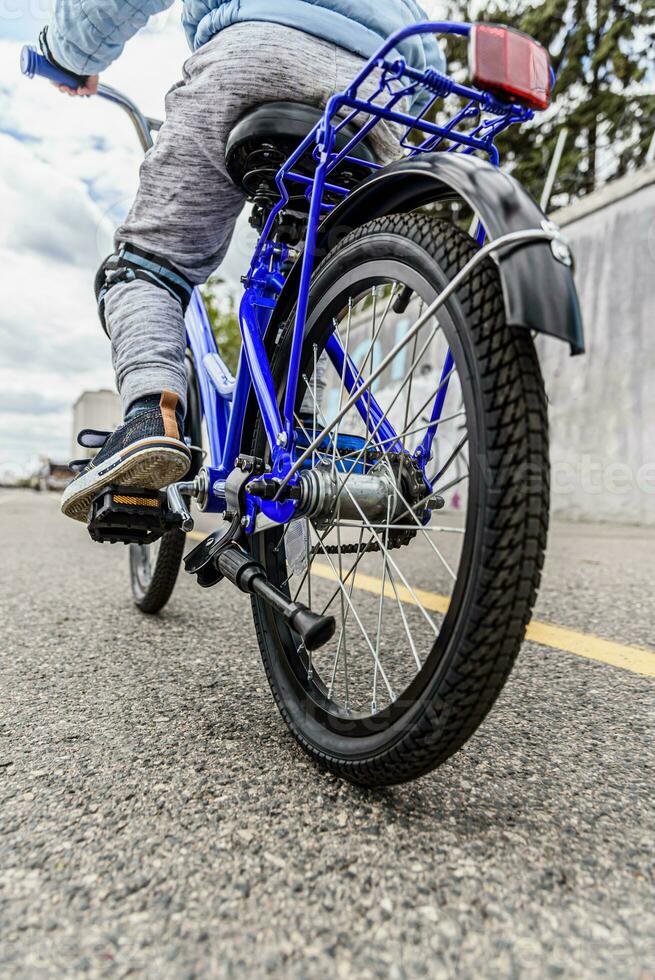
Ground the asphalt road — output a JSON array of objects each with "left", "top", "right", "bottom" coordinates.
[{"left": 1, "top": 490, "right": 653, "bottom": 979}]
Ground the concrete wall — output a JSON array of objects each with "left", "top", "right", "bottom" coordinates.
[{"left": 538, "top": 165, "right": 655, "bottom": 525}]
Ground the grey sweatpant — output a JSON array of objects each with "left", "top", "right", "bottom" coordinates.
[{"left": 106, "top": 22, "right": 402, "bottom": 415}]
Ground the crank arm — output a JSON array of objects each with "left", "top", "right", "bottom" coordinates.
[{"left": 166, "top": 481, "right": 195, "bottom": 531}]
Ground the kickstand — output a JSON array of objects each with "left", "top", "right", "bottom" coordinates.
[{"left": 184, "top": 514, "right": 243, "bottom": 588}]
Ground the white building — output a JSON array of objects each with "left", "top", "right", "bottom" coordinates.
[{"left": 72, "top": 389, "right": 122, "bottom": 459}]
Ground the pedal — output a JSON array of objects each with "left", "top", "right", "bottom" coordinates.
[{"left": 88, "top": 485, "right": 182, "bottom": 545}]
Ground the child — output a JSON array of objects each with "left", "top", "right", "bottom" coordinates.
[{"left": 40, "top": 0, "right": 443, "bottom": 520}]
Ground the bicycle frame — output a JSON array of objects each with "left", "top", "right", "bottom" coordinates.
[
  {"left": 24, "top": 21, "right": 540, "bottom": 525},
  {"left": 196, "top": 21, "right": 535, "bottom": 524}
]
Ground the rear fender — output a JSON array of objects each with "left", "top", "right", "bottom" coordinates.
[
  {"left": 240, "top": 154, "right": 584, "bottom": 452},
  {"left": 274, "top": 154, "right": 584, "bottom": 354}
]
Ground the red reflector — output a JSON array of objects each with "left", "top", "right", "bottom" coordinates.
[{"left": 469, "top": 24, "right": 552, "bottom": 111}]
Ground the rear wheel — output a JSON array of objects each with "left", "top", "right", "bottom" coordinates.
[
  {"left": 250, "top": 214, "right": 549, "bottom": 785},
  {"left": 129, "top": 355, "right": 202, "bottom": 614}
]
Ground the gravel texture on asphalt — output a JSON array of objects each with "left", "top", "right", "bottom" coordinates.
[{"left": 1, "top": 491, "right": 653, "bottom": 978}]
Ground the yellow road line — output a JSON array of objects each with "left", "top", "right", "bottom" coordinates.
[
  {"left": 308, "top": 563, "right": 654, "bottom": 677},
  {"left": 186, "top": 531, "right": 654, "bottom": 678}
]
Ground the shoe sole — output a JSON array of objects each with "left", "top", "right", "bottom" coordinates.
[{"left": 61, "top": 438, "right": 191, "bottom": 523}]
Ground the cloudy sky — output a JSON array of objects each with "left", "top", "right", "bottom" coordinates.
[
  {"left": 0, "top": 5, "right": 189, "bottom": 477},
  {"left": 0, "top": 1, "right": 444, "bottom": 478}
]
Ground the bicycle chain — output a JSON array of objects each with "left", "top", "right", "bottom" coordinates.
[
  {"left": 321, "top": 540, "right": 382, "bottom": 556},
  {"left": 317, "top": 534, "right": 412, "bottom": 557}
]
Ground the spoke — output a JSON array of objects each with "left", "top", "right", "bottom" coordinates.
[
  {"left": 289, "top": 519, "right": 334, "bottom": 600},
  {"left": 295, "top": 405, "right": 341, "bottom": 470},
  {"left": 392, "top": 407, "right": 465, "bottom": 455},
  {"left": 308, "top": 411, "right": 466, "bottom": 470},
  {"left": 365, "top": 286, "right": 377, "bottom": 439},
  {"left": 376, "top": 451, "right": 458, "bottom": 582},
  {"left": 332, "top": 301, "right": 353, "bottom": 469},
  {"left": 306, "top": 520, "right": 313, "bottom": 680},
  {"left": 356, "top": 404, "right": 459, "bottom": 584},
  {"left": 346, "top": 282, "right": 400, "bottom": 396},
  {"left": 394, "top": 475, "right": 466, "bottom": 526},
  {"left": 431, "top": 433, "right": 469, "bottom": 485},
  {"left": 300, "top": 364, "right": 458, "bottom": 594},
  {"left": 332, "top": 338, "right": 450, "bottom": 505},
  {"left": 389, "top": 436, "right": 469, "bottom": 528},
  {"left": 331, "top": 290, "right": 385, "bottom": 452},
  {"left": 312, "top": 533, "right": 395, "bottom": 701},
  {"left": 290, "top": 414, "right": 378, "bottom": 610},
  {"left": 328, "top": 520, "right": 360, "bottom": 706},
  {"left": 334, "top": 517, "right": 350, "bottom": 706},
  {"left": 324, "top": 410, "right": 466, "bottom": 464},
  {"left": 386, "top": 564, "right": 422, "bottom": 670},
  {"left": 318, "top": 526, "right": 378, "bottom": 616},
  {"left": 298, "top": 341, "right": 454, "bottom": 611},
  {"left": 303, "top": 316, "right": 444, "bottom": 518},
  {"left": 435, "top": 471, "right": 469, "bottom": 496},
  {"left": 336, "top": 479, "right": 440, "bottom": 638},
  {"left": 372, "top": 496, "right": 392, "bottom": 713},
  {"left": 397, "top": 299, "right": 423, "bottom": 489},
  {"left": 290, "top": 413, "right": 372, "bottom": 601},
  {"left": 401, "top": 365, "right": 459, "bottom": 448},
  {"left": 312, "top": 343, "right": 318, "bottom": 465},
  {"left": 348, "top": 342, "right": 457, "bottom": 464},
  {"left": 279, "top": 294, "right": 448, "bottom": 493}
]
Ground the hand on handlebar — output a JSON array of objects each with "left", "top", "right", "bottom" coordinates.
[
  {"left": 21, "top": 46, "right": 157, "bottom": 151},
  {"left": 36, "top": 26, "right": 97, "bottom": 96},
  {"left": 54, "top": 73, "right": 99, "bottom": 97}
]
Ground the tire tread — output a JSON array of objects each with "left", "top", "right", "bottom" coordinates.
[{"left": 252, "top": 214, "right": 549, "bottom": 785}]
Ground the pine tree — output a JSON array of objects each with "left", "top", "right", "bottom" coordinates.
[{"left": 437, "top": 0, "right": 654, "bottom": 206}]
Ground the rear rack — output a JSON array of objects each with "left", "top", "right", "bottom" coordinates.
[{"left": 250, "top": 20, "right": 533, "bottom": 270}]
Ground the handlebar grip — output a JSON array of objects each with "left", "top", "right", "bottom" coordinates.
[{"left": 20, "top": 45, "right": 82, "bottom": 89}]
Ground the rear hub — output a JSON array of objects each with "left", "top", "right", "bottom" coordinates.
[{"left": 296, "top": 453, "right": 435, "bottom": 543}]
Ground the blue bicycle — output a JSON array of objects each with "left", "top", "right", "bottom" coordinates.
[{"left": 22, "top": 22, "right": 583, "bottom": 785}]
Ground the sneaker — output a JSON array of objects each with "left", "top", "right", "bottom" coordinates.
[{"left": 61, "top": 391, "right": 191, "bottom": 523}]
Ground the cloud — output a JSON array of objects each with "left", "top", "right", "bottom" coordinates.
[
  {"left": 0, "top": 390, "right": 67, "bottom": 415},
  {"left": 0, "top": 133, "right": 114, "bottom": 262},
  {"left": 1, "top": 7, "right": 452, "bottom": 475},
  {"left": 0, "top": 14, "right": 190, "bottom": 474},
  {"left": 0, "top": 120, "right": 117, "bottom": 474}
]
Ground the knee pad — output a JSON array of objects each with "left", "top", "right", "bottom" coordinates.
[{"left": 95, "top": 242, "right": 194, "bottom": 336}]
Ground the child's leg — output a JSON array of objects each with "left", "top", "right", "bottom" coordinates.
[
  {"left": 104, "top": 64, "right": 247, "bottom": 417},
  {"left": 64, "top": 25, "right": 405, "bottom": 521},
  {"left": 105, "top": 22, "right": 403, "bottom": 417}
]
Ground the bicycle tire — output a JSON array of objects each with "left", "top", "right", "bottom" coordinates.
[{"left": 249, "top": 214, "right": 549, "bottom": 786}]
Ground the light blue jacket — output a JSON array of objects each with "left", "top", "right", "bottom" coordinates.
[{"left": 48, "top": 0, "right": 445, "bottom": 102}]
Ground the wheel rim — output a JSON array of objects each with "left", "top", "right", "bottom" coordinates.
[{"left": 256, "top": 254, "right": 482, "bottom": 736}]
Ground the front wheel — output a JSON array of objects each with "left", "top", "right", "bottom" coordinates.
[{"left": 250, "top": 215, "right": 550, "bottom": 786}]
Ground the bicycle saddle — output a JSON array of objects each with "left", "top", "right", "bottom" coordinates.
[{"left": 225, "top": 101, "right": 377, "bottom": 235}]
